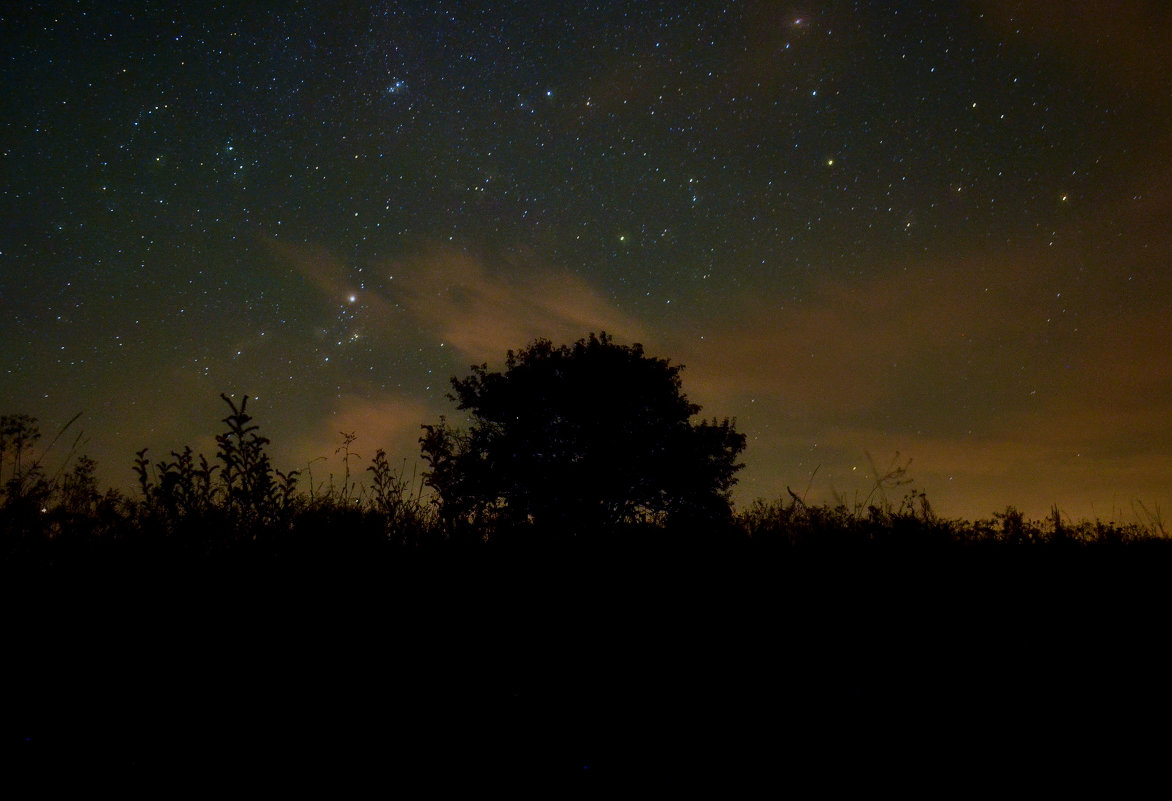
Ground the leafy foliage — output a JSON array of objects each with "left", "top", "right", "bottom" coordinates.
[{"left": 420, "top": 333, "right": 746, "bottom": 534}]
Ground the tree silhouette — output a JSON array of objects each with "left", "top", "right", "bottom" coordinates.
[{"left": 420, "top": 333, "right": 745, "bottom": 535}]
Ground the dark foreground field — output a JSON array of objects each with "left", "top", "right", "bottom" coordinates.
[{"left": 7, "top": 536, "right": 1171, "bottom": 792}]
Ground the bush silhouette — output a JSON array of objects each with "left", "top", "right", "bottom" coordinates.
[{"left": 420, "top": 333, "right": 746, "bottom": 535}]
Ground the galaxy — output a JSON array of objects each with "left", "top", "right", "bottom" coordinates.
[{"left": 4, "top": 1, "right": 1170, "bottom": 521}]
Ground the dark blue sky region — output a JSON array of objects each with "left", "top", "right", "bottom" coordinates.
[{"left": 3, "top": 1, "right": 1170, "bottom": 520}]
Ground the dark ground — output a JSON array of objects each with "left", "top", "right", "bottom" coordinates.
[{"left": 7, "top": 540, "right": 1171, "bottom": 792}]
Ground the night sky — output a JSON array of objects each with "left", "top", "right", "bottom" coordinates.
[{"left": 3, "top": 1, "right": 1170, "bottom": 521}]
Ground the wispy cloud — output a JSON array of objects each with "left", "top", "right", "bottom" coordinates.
[
  {"left": 387, "top": 245, "right": 646, "bottom": 362},
  {"left": 675, "top": 255, "right": 1044, "bottom": 423},
  {"left": 674, "top": 232, "right": 1172, "bottom": 519},
  {"left": 270, "top": 240, "right": 646, "bottom": 363}
]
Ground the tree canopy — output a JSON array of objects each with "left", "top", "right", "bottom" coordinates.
[{"left": 419, "top": 333, "right": 745, "bottom": 534}]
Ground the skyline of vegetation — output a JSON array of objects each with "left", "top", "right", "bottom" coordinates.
[{"left": 3, "top": 390, "right": 1166, "bottom": 561}]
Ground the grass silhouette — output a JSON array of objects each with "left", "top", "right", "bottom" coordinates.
[{"left": 6, "top": 393, "right": 1166, "bottom": 563}]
